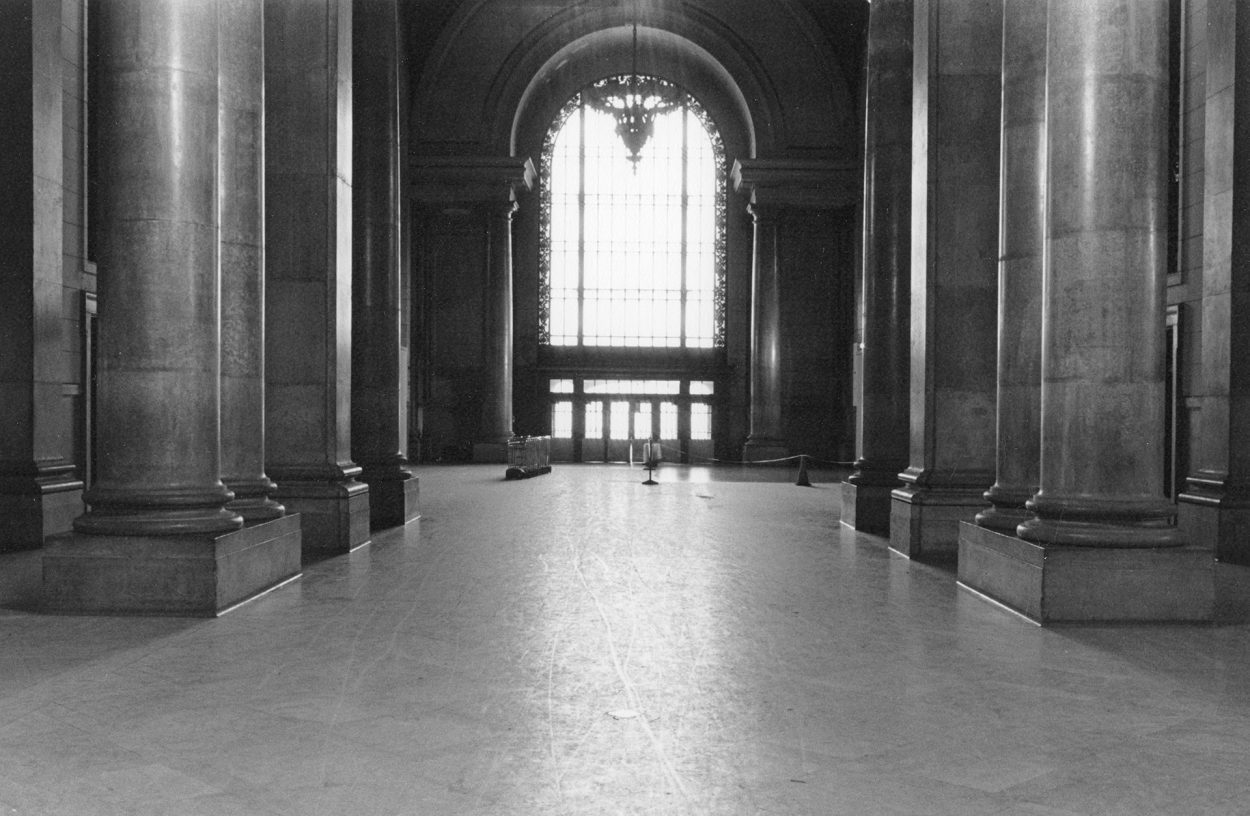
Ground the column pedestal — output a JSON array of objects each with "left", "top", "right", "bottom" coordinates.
[
  {"left": 841, "top": 479, "right": 895, "bottom": 536},
  {"left": 361, "top": 461, "right": 420, "bottom": 529},
  {"left": 272, "top": 470, "right": 371, "bottom": 555},
  {"left": 890, "top": 479, "right": 990, "bottom": 559},
  {"left": 0, "top": 473, "right": 83, "bottom": 552},
  {"left": 43, "top": 514, "right": 302, "bottom": 617},
  {"left": 957, "top": 522, "right": 1213, "bottom": 622},
  {"left": 1178, "top": 487, "right": 1250, "bottom": 565}
]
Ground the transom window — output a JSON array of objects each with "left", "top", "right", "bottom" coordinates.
[{"left": 539, "top": 76, "right": 727, "bottom": 348}]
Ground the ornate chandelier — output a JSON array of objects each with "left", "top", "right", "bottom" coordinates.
[{"left": 581, "top": 20, "right": 683, "bottom": 165}]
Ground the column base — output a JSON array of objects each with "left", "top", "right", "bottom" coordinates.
[
  {"left": 41, "top": 514, "right": 302, "bottom": 616},
  {"left": 957, "top": 521, "right": 1214, "bottom": 623},
  {"left": 840, "top": 481, "right": 894, "bottom": 535},
  {"left": 1178, "top": 496, "right": 1250, "bottom": 565},
  {"left": 275, "top": 480, "right": 371, "bottom": 555},
  {"left": 742, "top": 438, "right": 789, "bottom": 463},
  {"left": 363, "top": 473, "right": 420, "bottom": 529},
  {"left": 472, "top": 441, "right": 509, "bottom": 464},
  {"left": 890, "top": 484, "right": 988, "bottom": 560},
  {"left": 0, "top": 479, "right": 83, "bottom": 551}
]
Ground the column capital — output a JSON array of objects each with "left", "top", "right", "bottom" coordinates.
[
  {"left": 410, "top": 155, "right": 536, "bottom": 206},
  {"left": 731, "top": 158, "right": 858, "bottom": 210}
]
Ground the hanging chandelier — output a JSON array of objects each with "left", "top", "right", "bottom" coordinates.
[{"left": 581, "top": 18, "right": 682, "bottom": 165}]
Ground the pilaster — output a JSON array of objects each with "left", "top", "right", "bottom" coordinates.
[
  {"left": 352, "top": 0, "right": 418, "bottom": 527},
  {"left": 0, "top": 0, "right": 84, "bottom": 550},
  {"left": 842, "top": 0, "right": 913, "bottom": 534},
  {"left": 890, "top": 0, "right": 1002, "bottom": 559},
  {"left": 264, "top": 0, "right": 370, "bottom": 554},
  {"left": 411, "top": 156, "right": 535, "bottom": 464}
]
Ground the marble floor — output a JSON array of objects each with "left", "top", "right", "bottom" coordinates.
[{"left": 1, "top": 464, "right": 1249, "bottom": 815}]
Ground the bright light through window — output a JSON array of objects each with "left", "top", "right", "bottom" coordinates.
[{"left": 540, "top": 77, "right": 726, "bottom": 349}]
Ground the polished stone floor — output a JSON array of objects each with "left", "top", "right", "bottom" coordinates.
[{"left": 1, "top": 464, "right": 1249, "bottom": 815}]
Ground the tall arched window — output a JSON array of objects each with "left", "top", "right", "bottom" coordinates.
[{"left": 539, "top": 76, "right": 727, "bottom": 348}]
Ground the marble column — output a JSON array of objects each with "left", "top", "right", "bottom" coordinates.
[
  {"left": 264, "top": 0, "right": 371, "bottom": 554},
  {"left": 961, "top": 0, "right": 1212, "bottom": 622},
  {"left": 973, "top": 0, "right": 1045, "bottom": 533},
  {"left": 742, "top": 202, "right": 787, "bottom": 463},
  {"left": 842, "top": 0, "right": 913, "bottom": 534},
  {"left": 0, "top": 0, "right": 84, "bottom": 550},
  {"left": 351, "top": 0, "right": 418, "bottom": 526},
  {"left": 890, "top": 0, "right": 1001, "bottom": 559},
  {"left": 220, "top": 0, "right": 283, "bottom": 524},
  {"left": 44, "top": 0, "right": 301, "bottom": 615},
  {"left": 1019, "top": 0, "right": 1181, "bottom": 550},
  {"left": 474, "top": 200, "right": 518, "bottom": 463},
  {"left": 410, "top": 157, "right": 535, "bottom": 465},
  {"left": 1177, "top": 0, "right": 1250, "bottom": 565}
]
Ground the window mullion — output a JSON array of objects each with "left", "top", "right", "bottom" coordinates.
[{"left": 577, "top": 103, "right": 586, "bottom": 346}]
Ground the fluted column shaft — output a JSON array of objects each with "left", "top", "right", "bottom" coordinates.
[
  {"left": 77, "top": 0, "right": 240, "bottom": 536},
  {"left": 1019, "top": 0, "right": 1181, "bottom": 547},
  {"left": 220, "top": 0, "right": 282, "bottom": 523},
  {"left": 976, "top": 0, "right": 1046, "bottom": 533},
  {"left": 849, "top": 0, "right": 912, "bottom": 489},
  {"left": 481, "top": 200, "right": 517, "bottom": 446},
  {"left": 744, "top": 202, "right": 785, "bottom": 458}
]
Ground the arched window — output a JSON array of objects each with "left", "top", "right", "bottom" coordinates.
[{"left": 539, "top": 76, "right": 727, "bottom": 349}]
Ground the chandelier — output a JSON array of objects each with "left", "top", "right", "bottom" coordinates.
[{"left": 581, "top": 20, "right": 683, "bottom": 165}]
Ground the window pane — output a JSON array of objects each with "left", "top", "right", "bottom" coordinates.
[
  {"left": 634, "top": 402, "right": 652, "bottom": 440},
  {"left": 541, "top": 78, "right": 724, "bottom": 350},
  {"left": 584, "top": 402, "right": 604, "bottom": 440},
  {"left": 552, "top": 402, "right": 573, "bottom": 438},
  {"left": 549, "top": 379, "right": 574, "bottom": 394},
  {"left": 660, "top": 402, "right": 678, "bottom": 439},
  {"left": 610, "top": 401, "right": 631, "bottom": 440},
  {"left": 691, "top": 402, "right": 712, "bottom": 440}
]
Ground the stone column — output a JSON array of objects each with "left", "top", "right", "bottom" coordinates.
[
  {"left": 44, "top": 0, "right": 301, "bottom": 615},
  {"left": 474, "top": 200, "right": 518, "bottom": 463},
  {"left": 841, "top": 0, "right": 913, "bottom": 534},
  {"left": 742, "top": 202, "right": 787, "bottom": 462},
  {"left": 265, "top": 0, "right": 371, "bottom": 554},
  {"left": 889, "top": 0, "right": 1001, "bottom": 559},
  {"left": 0, "top": 0, "right": 84, "bottom": 550},
  {"left": 731, "top": 160, "right": 859, "bottom": 464},
  {"left": 962, "top": 0, "right": 1212, "bottom": 622},
  {"left": 351, "top": 0, "right": 418, "bottom": 526},
  {"left": 1177, "top": 0, "right": 1250, "bottom": 565},
  {"left": 410, "top": 157, "right": 536, "bottom": 465},
  {"left": 220, "top": 0, "right": 283, "bottom": 523},
  {"left": 1020, "top": 0, "right": 1180, "bottom": 550},
  {"left": 974, "top": 0, "right": 1045, "bottom": 533}
]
